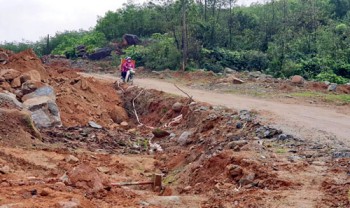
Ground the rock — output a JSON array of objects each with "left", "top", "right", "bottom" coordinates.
[
  {"left": 256, "top": 126, "right": 280, "bottom": 138},
  {"left": 97, "top": 166, "right": 110, "bottom": 174},
  {"left": 248, "top": 71, "right": 262, "bottom": 78},
  {"left": 152, "top": 128, "right": 170, "bottom": 138},
  {"left": 0, "top": 82, "right": 11, "bottom": 90},
  {"left": 21, "top": 70, "right": 41, "bottom": 83},
  {"left": 0, "top": 165, "right": 11, "bottom": 174},
  {"left": 67, "top": 164, "right": 109, "bottom": 193},
  {"left": 236, "top": 122, "right": 243, "bottom": 129},
  {"left": 23, "top": 96, "right": 62, "bottom": 128},
  {"left": 172, "top": 102, "right": 183, "bottom": 112},
  {"left": 177, "top": 131, "right": 192, "bottom": 146},
  {"left": 228, "top": 140, "right": 248, "bottom": 149},
  {"left": 324, "top": 81, "right": 330, "bottom": 86},
  {"left": 183, "top": 186, "right": 192, "bottom": 192},
  {"left": 327, "top": 83, "right": 337, "bottom": 92},
  {"left": 288, "top": 155, "right": 302, "bottom": 162},
  {"left": 39, "top": 188, "right": 50, "bottom": 196},
  {"left": 0, "top": 92, "right": 23, "bottom": 109},
  {"left": 239, "top": 172, "right": 256, "bottom": 185},
  {"left": 65, "top": 155, "right": 79, "bottom": 164},
  {"left": 109, "top": 106, "right": 128, "bottom": 124},
  {"left": 122, "top": 34, "right": 141, "bottom": 46},
  {"left": 88, "top": 47, "right": 113, "bottom": 60},
  {"left": 291, "top": 75, "right": 304, "bottom": 84},
  {"left": 10, "top": 77, "right": 21, "bottom": 88},
  {"left": 56, "top": 200, "right": 80, "bottom": 208},
  {"left": 22, "top": 86, "right": 55, "bottom": 102},
  {"left": 332, "top": 151, "right": 350, "bottom": 158},
  {"left": 224, "top": 67, "right": 236, "bottom": 74},
  {"left": 0, "top": 51, "right": 9, "bottom": 64},
  {"left": 232, "top": 77, "right": 245, "bottom": 84},
  {"left": 88, "top": 121, "right": 102, "bottom": 129},
  {"left": 239, "top": 110, "right": 253, "bottom": 121},
  {"left": 120, "top": 121, "right": 129, "bottom": 128},
  {"left": 0, "top": 69, "right": 20, "bottom": 80},
  {"left": 21, "top": 81, "right": 45, "bottom": 95},
  {"left": 277, "top": 134, "right": 288, "bottom": 141},
  {"left": 80, "top": 79, "right": 90, "bottom": 91},
  {"left": 226, "top": 164, "right": 243, "bottom": 179}
]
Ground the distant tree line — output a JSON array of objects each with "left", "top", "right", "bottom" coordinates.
[{"left": 1, "top": 0, "right": 349, "bottom": 83}]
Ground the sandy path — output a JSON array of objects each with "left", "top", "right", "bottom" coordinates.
[{"left": 83, "top": 73, "right": 350, "bottom": 147}]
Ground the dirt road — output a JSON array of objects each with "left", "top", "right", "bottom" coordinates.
[{"left": 83, "top": 73, "right": 350, "bottom": 147}]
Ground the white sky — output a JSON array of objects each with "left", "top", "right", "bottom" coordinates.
[{"left": 0, "top": 0, "right": 259, "bottom": 43}]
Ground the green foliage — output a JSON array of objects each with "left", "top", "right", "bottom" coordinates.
[
  {"left": 51, "top": 30, "right": 107, "bottom": 57},
  {"left": 200, "top": 48, "right": 268, "bottom": 73},
  {"left": 124, "top": 33, "right": 181, "bottom": 70},
  {"left": 315, "top": 71, "right": 349, "bottom": 84},
  {"left": 2, "top": 0, "right": 350, "bottom": 81}
]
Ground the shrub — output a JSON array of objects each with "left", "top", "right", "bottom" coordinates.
[
  {"left": 315, "top": 71, "right": 348, "bottom": 84},
  {"left": 124, "top": 33, "right": 181, "bottom": 70}
]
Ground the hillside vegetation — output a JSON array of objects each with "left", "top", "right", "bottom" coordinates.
[{"left": 1, "top": 0, "right": 350, "bottom": 83}]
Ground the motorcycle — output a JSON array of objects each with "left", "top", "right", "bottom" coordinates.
[{"left": 124, "top": 68, "right": 135, "bottom": 85}]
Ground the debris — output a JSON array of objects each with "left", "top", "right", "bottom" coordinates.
[
  {"left": 152, "top": 128, "right": 170, "bottom": 138},
  {"left": 64, "top": 155, "right": 79, "bottom": 164},
  {"left": 88, "top": 121, "right": 102, "bottom": 129},
  {"left": 174, "top": 84, "right": 193, "bottom": 103},
  {"left": 0, "top": 165, "right": 11, "bottom": 174}
]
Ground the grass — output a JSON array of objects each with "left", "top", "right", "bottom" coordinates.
[
  {"left": 275, "top": 148, "right": 287, "bottom": 154},
  {"left": 290, "top": 91, "right": 350, "bottom": 104}
]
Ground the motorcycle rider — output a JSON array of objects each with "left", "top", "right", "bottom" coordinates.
[{"left": 121, "top": 57, "right": 135, "bottom": 82}]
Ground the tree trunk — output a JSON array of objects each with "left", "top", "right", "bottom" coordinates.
[{"left": 181, "top": 0, "right": 188, "bottom": 71}]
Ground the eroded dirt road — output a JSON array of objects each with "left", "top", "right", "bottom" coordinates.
[{"left": 83, "top": 73, "right": 350, "bottom": 147}]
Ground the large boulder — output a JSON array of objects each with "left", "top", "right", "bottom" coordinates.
[
  {"left": 22, "top": 86, "right": 61, "bottom": 128},
  {"left": 88, "top": 47, "right": 112, "bottom": 60},
  {"left": 122, "top": 34, "right": 141, "bottom": 46},
  {"left": 291, "top": 75, "right": 304, "bottom": 84}
]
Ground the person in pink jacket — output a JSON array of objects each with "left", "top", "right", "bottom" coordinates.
[{"left": 121, "top": 57, "right": 135, "bottom": 82}]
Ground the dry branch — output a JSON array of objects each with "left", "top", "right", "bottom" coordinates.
[
  {"left": 174, "top": 84, "right": 193, "bottom": 103},
  {"left": 132, "top": 90, "right": 144, "bottom": 126}
]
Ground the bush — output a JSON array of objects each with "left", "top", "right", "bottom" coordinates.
[
  {"left": 124, "top": 33, "right": 181, "bottom": 70},
  {"left": 200, "top": 48, "right": 268, "bottom": 73},
  {"left": 315, "top": 71, "right": 349, "bottom": 84}
]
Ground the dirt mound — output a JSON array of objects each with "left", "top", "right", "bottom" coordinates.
[
  {"left": 0, "top": 109, "right": 41, "bottom": 147},
  {"left": 0, "top": 48, "right": 128, "bottom": 128},
  {"left": 2, "top": 49, "right": 49, "bottom": 81}
]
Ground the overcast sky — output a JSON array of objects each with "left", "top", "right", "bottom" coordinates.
[{"left": 0, "top": 0, "right": 259, "bottom": 43}]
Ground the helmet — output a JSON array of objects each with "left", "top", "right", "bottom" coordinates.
[{"left": 125, "top": 57, "right": 131, "bottom": 60}]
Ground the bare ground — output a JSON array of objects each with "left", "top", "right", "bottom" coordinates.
[{"left": 82, "top": 73, "right": 350, "bottom": 148}]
